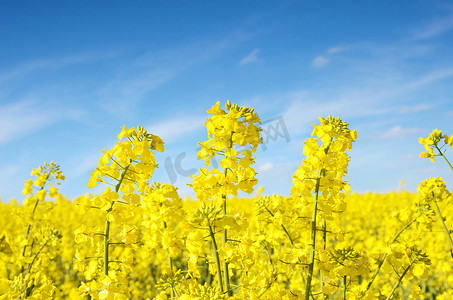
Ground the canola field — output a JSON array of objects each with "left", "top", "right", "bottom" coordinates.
[{"left": 1, "top": 101, "right": 452, "bottom": 299}]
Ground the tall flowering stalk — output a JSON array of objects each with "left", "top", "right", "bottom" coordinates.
[
  {"left": 417, "top": 177, "right": 453, "bottom": 253},
  {"left": 358, "top": 176, "right": 440, "bottom": 299},
  {"left": 190, "top": 101, "right": 261, "bottom": 296},
  {"left": 419, "top": 129, "right": 453, "bottom": 255},
  {"left": 291, "top": 116, "right": 357, "bottom": 299},
  {"left": 21, "top": 162, "right": 65, "bottom": 262},
  {"left": 14, "top": 162, "right": 65, "bottom": 298},
  {"left": 141, "top": 182, "right": 185, "bottom": 299},
  {"left": 75, "top": 126, "right": 164, "bottom": 298}
]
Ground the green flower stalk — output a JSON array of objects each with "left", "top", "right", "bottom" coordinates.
[
  {"left": 419, "top": 130, "right": 453, "bottom": 255},
  {"left": 74, "top": 126, "right": 164, "bottom": 298},
  {"left": 190, "top": 101, "right": 262, "bottom": 296},
  {"left": 291, "top": 116, "right": 357, "bottom": 299}
]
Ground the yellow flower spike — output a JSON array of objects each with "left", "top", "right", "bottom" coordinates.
[
  {"left": 190, "top": 102, "right": 262, "bottom": 296},
  {"left": 75, "top": 125, "right": 167, "bottom": 294},
  {"left": 291, "top": 116, "right": 357, "bottom": 299}
]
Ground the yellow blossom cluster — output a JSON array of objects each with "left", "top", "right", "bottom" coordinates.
[
  {"left": 190, "top": 101, "right": 261, "bottom": 200},
  {"left": 419, "top": 128, "right": 453, "bottom": 162}
]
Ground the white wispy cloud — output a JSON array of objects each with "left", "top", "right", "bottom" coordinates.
[
  {"left": 310, "top": 46, "right": 348, "bottom": 69},
  {"left": 0, "top": 51, "right": 119, "bottom": 86},
  {"left": 382, "top": 126, "right": 420, "bottom": 139},
  {"left": 0, "top": 101, "right": 58, "bottom": 146},
  {"left": 327, "top": 46, "right": 348, "bottom": 54},
  {"left": 395, "top": 68, "right": 453, "bottom": 93},
  {"left": 312, "top": 55, "right": 329, "bottom": 68},
  {"left": 98, "top": 34, "right": 252, "bottom": 117},
  {"left": 399, "top": 103, "right": 432, "bottom": 114},
  {"left": 0, "top": 100, "right": 85, "bottom": 146},
  {"left": 146, "top": 116, "right": 204, "bottom": 144},
  {"left": 97, "top": 69, "right": 175, "bottom": 116},
  {"left": 275, "top": 63, "right": 453, "bottom": 140},
  {"left": 69, "top": 152, "right": 103, "bottom": 178},
  {"left": 411, "top": 11, "right": 453, "bottom": 40},
  {"left": 240, "top": 48, "right": 261, "bottom": 65},
  {"left": 258, "top": 162, "right": 274, "bottom": 172}
]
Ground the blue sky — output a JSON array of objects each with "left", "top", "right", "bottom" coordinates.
[{"left": 1, "top": 1, "right": 453, "bottom": 202}]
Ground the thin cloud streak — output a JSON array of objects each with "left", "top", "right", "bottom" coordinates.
[
  {"left": 395, "top": 68, "right": 453, "bottom": 93},
  {"left": 0, "top": 51, "right": 120, "bottom": 86},
  {"left": 97, "top": 69, "right": 175, "bottom": 117},
  {"left": 399, "top": 103, "right": 432, "bottom": 114},
  {"left": 312, "top": 55, "right": 329, "bottom": 68},
  {"left": 258, "top": 162, "right": 274, "bottom": 172},
  {"left": 277, "top": 65, "right": 453, "bottom": 138},
  {"left": 327, "top": 46, "right": 348, "bottom": 54},
  {"left": 97, "top": 33, "right": 253, "bottom": 117},
  {"left": 0, "top": 100, "right": 58, "bottom": 146},
  {"left": 411, "top": 12, "right": 453, "bottom": 40},
  {"left": 0, "top": 100, "right": 86, "bottom": 146},
  {"left": 382, "top": 126, "right": 420, "bottom": 139},
  {"left": 146, "top": 116, "right": 204, "bottom": 144},
  {"left": 240, "top": 48, "right": 261, "bottom": 65},
  {"left": 68, "top": 152, "right": 102, "bottom": 178}
]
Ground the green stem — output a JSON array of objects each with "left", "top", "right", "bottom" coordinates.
[
  {"left": 385, "top": 258, "right": 416, "bottom": 300},
  {"left": 21, "top": 187, "right": 44, "bottom": 258},
  {"left": 264, "top": 204, "right": 310, "bottom": 292},
  {"left": 281, "top": 224, "right": 295, "bottom": 246},
  {"left": 208, "top": 224, "right": 224, "bottom": 293},
  {"left": 103, "top": 220, "right": 110, "bottom": 276},
  {"left": 436, "top": 146, "right": 453, "bottom": 173},
  {"left": 172, "top": 286, "right": 180, "bottom": 298},
  {"left": 169, "top": 255, "right": 174, "bottom": 299},
  {"left": 314, "top": 139, "right": 332, "bottom": 300},
  {"left": 263, "top": 205, "right": 296, "bottom": 247},
  {"left": 26, "top": 237, "right": 51, "bottom": 275},
  {"left": 362, "top": 215, "right": 420, "bottom": 297},
  {"left": 222, "top": 131, "right": 234, "bottom": 297},
  {"left": 431, "top": 147, "right": 453, "bottom": 256},
  {"left": 169, "top": 255, "right": 173, "bottom": 271},
  {"left": 23, "top": 236, "right": 52, "bottom": 296},
  {"left": 104, "top": 165, "right": 130, "bottom": 276},
  {"left": 343, "top": 276, "right": 347, "bottom": 300},
  {"left": 433, "top": 199, "right": 453, "bottom": 254},
  {"left": 20, "top": 186, "right": 46, "bottom": 276},
  {"left": 222, "top": 196, "right": 231, "bottom": 296},
  {"left": 304, "top": 172, "right": 322, "bottom": 300},
  {"left": 164, "top": 221, "right": 175, "bottom": 300},
  {"left": 320, "top": 218, "right": 327, "bottom": 298}
]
